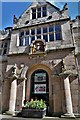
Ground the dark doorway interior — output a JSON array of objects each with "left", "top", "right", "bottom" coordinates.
[{"left": 30, "top": 69, "right": 49, "bottom": 108}]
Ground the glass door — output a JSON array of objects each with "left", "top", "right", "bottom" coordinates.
[{"left": 31, "top": 69, "right": 49, "bottom": 103}]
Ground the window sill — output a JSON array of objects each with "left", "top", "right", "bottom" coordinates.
[{"left": 29, "top": 51, "right": 45, "bottom": 56}]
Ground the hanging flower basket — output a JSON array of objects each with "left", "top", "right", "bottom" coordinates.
[{"left": 21, "top": 99, "right": 46, "bottom": 118}]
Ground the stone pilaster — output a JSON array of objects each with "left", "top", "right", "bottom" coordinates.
[{"left": 63, "top": 76, "right": 75, "bottom": 117}]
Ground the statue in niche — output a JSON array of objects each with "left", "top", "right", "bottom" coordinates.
[
  {"left": 32, "top": 44, "right": 36, "bottom": 53},
  {"left": 32, "top": 40, "right": 45, "bottom": 53},
  {"left": 36, "top": 42, "right": 44, "bottom": 52}
]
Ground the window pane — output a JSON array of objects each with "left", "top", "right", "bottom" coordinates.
[
  {"left": 19, "top": 38, "right": 24, "bottom": 46},
  {"left": 43, "top": 27, "right": 47, "bottom": 33},
  {"left": 49, "top": 34, "right": 54, "bottom": 41},
  {"left": 26, "top": 30, "right": 29, "bottom": 35},
  {"left": 32, "top": 8, "right": 36, "bottom": 13},
  {"left": 55, "top": 25, "right": 61, "bottom": 32},
  {"left": 25, "top": 37, "right": 29, "bottom": 45},
  {"left": 31, "top": 36, "right": 35, "bottom": 42},
  {"left": 31, "top": 29, "right": 35, "bottom": 35},
  {"left": 20, "top": 32, "right": 24, "bottom": 37},
  {"left": 43, "top": 34, "right": 48, "bottom": 42},
  {"left": 38, "top": 12, "right": 41, "bottom": 18},
  {"left": 37, "top": 35, "right": 41, "bottom": 39},
  {"left": 56, "top": 33, "right": 61, "bottom": 40},
  {"left": 3, "top": 49, "right": 7, "bottom": 55},
  {"left": 43, "top": 11, "right": 47, "bottom": 17},
  {"left": 32, "top": 13, "right": 36, "bottom": 19},
  {"left": 37, "top": 7, "right": 41, "bottom": 12},
  {"left": 37, "top": 28, "right": 41, "bottom": 34},
  {"left": 49, "top": 26, "right": 54, "bottom": 32},
  {"left": 43, "top": 6, "right": 46, "bottom": 11},
  {"left": 4, "top": 43, "right": 7, "bottom": 48},
  {"left": 1, "top": 43, "right": 3, "bottom": 48}
]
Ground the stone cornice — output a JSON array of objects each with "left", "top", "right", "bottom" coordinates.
[{"left": 12, "top": 18, "right": 70, "bottom": 31}]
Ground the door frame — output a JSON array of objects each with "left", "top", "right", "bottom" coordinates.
[{"left": 26, "top": 64, "right": 51, "bottom": 105}]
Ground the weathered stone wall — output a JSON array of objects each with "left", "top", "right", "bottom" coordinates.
[
  {"left": 3, "top": 47, "right": 78, "bottom": 113},
  {"left": 63, "top": 53, "right": 76, "bottom": 72},
  {"left": 1, "top": 1, "right": 80, "bottom": 116},
  {"left": 72, "top": 16, "right": 80, "bottom": 114},
  {"left": 16, "top": 2, "right": 61, "bottom": 28},
  {"left": 10, "top": 20, "right": 73, "bottom": 55}
]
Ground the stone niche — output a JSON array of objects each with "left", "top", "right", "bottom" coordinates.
[{"left": 30, "top": 39, "right": 45, "bottom": 54}]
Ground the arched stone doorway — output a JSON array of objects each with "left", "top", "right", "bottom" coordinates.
[
  {"left": 30, "top": 69, "right": 49, "bottom": 103},
  {"left": 26, "top": 64, "right": 51, "bottom": 114}
]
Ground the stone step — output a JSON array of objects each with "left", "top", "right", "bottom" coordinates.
[
  {"left": 1, "top": 115, "right": 80, "bottom": 120},
  {"left": 42, "top": 117, "right": 80, "bottom": 120},
  {"left": 1, "top": 115, "right": 41, "bottom": 120}
]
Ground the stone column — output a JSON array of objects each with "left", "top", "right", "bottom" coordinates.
[
  {"left": 63, "top": 77, "right": 75, "bottom": 117},
  {"left": 8, "top": 79, "right": 17, "bottom": 115}
]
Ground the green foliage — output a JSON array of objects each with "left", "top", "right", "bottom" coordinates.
[{"left": 24, "top": 99, "right": 46, "bottom": 110}]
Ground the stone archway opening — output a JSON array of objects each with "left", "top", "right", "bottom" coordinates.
[{"left": 26, "top": 64, "right": 51, "bottom": 114}]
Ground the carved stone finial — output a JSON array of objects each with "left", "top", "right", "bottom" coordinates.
[
  {"left": 61, "top": 3, "right": 68, "bottom": 17},
  {"left": 13, "top": 15, "right": 18, "bottom": 24},
  {"left": 63, "top": 3, "right": 68, "bottom": 10}
]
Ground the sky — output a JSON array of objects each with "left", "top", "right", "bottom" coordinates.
[{"left": 1, "top": 1, "right": 80, "bottom": 30}]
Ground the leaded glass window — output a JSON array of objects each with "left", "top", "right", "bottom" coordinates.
[
  {"left": 37, "top": 28, "right": 41, "bottom": 34},
  {"left": 32, "top": 8, "right": 36, "bottom": 19},
  {"left": 19, "top": 37, "right": 24, "bottom": 46},
  {"left": 32, "top": 6, "right": 47, "bottom": 19},
  {"left": 43, "top": 27, "right": 47, "bottom": 33},
  {"left": 19, "top": 24, "right": 62, "bottom": 46},
  {"left": 43, "top": 34, "right": 48, "bottom": 42},
  {"left": 49, "top": 34, "right": 54, "bottom": 41},
  {"left": 42, "top": 6, "right": 47, "bottom": 17},
  {"left": 25, "top": 37, "right": 29, "bottom": 45},
  {"left": 37, "top": 7, "right": 41, "bottom": 18}
]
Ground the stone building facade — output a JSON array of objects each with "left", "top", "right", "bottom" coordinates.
[{"left": 0, "top": 0, "right": 80, "bottom": 117}]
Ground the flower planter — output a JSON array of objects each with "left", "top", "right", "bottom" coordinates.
[{"left": 21, "top": 108, "right": 46, "bottom": 118}]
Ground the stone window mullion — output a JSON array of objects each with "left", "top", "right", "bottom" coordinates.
[
  {"left": 54, "top": 25, "right": 56, "bottom": 41},
  {"left": 35, "top": 28, "right": 37, "bottom": 40},
  {"left": 30, "top": 9, "right": 32, "bottom": 20},
  {"left": 36, "top": 8, "right": 37, "bottom": 19},
  {"left": 24, "top": 31, "right": 26, "bottom": 46},
  {"left": 41, "top": 7, "right": 42, "bottom": 18},
  {"left": 16, "top": 33, "right": 19, "bottom": 46},
  {"left": 29, "top": 29, "right": 31, "bottom": 44},
  {"left": 47, "top": 26, "right": 49, "bottom": 42},
  {"left": 41, "top": 27, "right": 43, "bottom": 39}
]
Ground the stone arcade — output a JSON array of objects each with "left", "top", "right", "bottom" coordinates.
[{"left": 0, "top": 0, "right": 80, "bottom": 118}]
